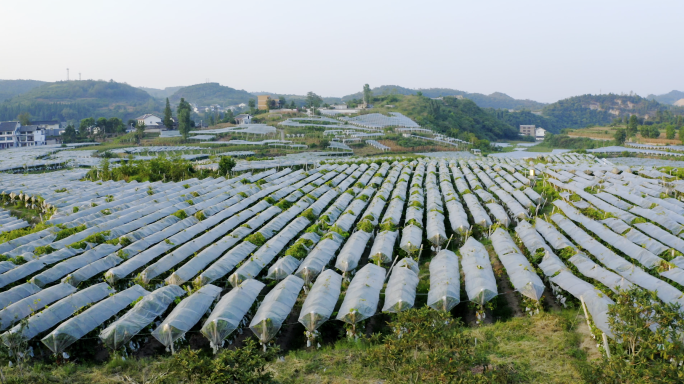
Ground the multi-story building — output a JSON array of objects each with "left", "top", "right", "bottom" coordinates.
[
  {"left": 520, "top": 125, "right": 535, "bottom": 136},
  {"left": 0, "top": 121, "right": 47, "bottom": 149},
  {"left": 0, "top": 121, "right": 20, "bottom": 149}
]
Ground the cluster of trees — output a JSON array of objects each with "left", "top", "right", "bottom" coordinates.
[
  {"left": 542, "top": 133, "right": 611, "bottom": 149},
  {"left": 613, "top": 113, "right": 684, "bottom": 144},
  {"left": 87, "top": 155, "right": 236, "bottom": 183},
  {"left": 62, "top": 116, "right": 126, "bottom": 142}
]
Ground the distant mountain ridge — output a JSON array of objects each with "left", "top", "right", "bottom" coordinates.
[
  {"left": 0, "top": 79, "right": 47, "bottom": 102},
  {"left": 0, "top": 80, "right": 159, "bottom": 122},
  {"left": 139, "top": 86, "right": 186, "bottom": 99},
  {"left": 647, "top": 90, "right": 684, "bottom": 105},
  {"left": 341, "top": 85, "right": 546, "bottom": 110},
  {"left": 168, "top": 83, "right": 253, "bottom": 106}
]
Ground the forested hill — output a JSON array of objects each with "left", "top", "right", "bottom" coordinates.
[
  {"left": 342, "top": 85, "right": 546, "bottom": 110},
  {"left": 383, "top": 94, "right": 520, "bottom": 141},
  {"left": 540, "top": 94, "right": 683, "bottom": 128},
  {"left": 139, "top": 86, "right": 185, "bottom": 99},
  {"left": 0, "top": 80, "right": 159, "bottom": 123},
  {"left": 169, "top": 83, "right": 253, "bottom": 106},
  {"left": 0, "top": 79, "right": 47, "bottom": 102},
  {"left": 646, "top": 90, "right": 684, "bottom": 105}
]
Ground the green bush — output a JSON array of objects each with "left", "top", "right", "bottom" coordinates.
[
  {"left": 173, "top": 210, "right": 188, "bottom": 220},
  {"left": 55, "top": 224, "right": 87, "bottom": 241},
  {"left": 170, "top": 340, "right": 277, "bottom": 384},
  {"left": 245, "top": 232, "right": 267, "bottom": 246}
]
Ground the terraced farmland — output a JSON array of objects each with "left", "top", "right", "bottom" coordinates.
[{"left": 2, "top": 151, "right": 684, "bottom": 378}]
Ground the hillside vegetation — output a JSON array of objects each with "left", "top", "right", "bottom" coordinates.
[
  {"left": 342, "top": 85, "right": 546, "bottom": 110},
  {"left": 0, "top": 80, "right": 159, "bottom": 123},
  {"left": 169, "top": 83, "right": 253, "bottom": 106},
  {"left": 541, "top": 94, "right": 683, "bottom": 128},
  {"left": 372, "top": 94, "right": 520, "bottom": 141},
  {"left": 0, "top": 79, "right": 46, "bottom": 102}
]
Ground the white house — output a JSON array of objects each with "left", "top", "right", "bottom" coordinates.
[
  {"left": 234, "top": 114, "right": 252, "bottom": 125},
  {"left": 535, "top": 127, "right": 547, "bottom": 141},
  {"left": 0, "top": 122, "right": 20, "bottom": 149},
  {"left": 135, "top": 114, "right": 162, "bottom": 127},
  {"left": 0, "top": 122, "right": 47, "bottom": 148}
]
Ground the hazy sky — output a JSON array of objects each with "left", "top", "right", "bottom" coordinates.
[{"left": 2, "top": 0, "right": 682, "bottom": 102}]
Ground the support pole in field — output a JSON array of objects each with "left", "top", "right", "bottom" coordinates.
[
  {"left": 602, "top": 332, "right": 611, "bottom": 358},
  {"left": 580, "top": 296, "right": 591, "bottom": 329}
]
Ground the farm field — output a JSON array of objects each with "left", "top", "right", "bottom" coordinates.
[{"left": 1, "top": 147, "right": 684, "bottom": 383}]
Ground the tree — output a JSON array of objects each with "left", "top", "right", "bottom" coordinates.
[
  {"left": 218, "top": 156, "right": 236, "bottom": 176},
  {"left": 613, "top": 128, "right": 626, "bottom": 144},
  {"left": 680, "top": 127, "right": 684, "bottom": 144},
  {"left": 222, "top": 109, "right": 235, "bottom": 124},
  {"left": 248, "top": 99, "right": 256, "bottom": 113},
  {"left": 163, "top": 97, "right": 173, "bottom": 128},
  {"left": 267, "top": 99, "right": 276, "bottom": 110},
  {"left": 363, "top": 84, "right": 372, "bottom": 104},
  {"left": 279, "top": 96, "right": 286, "bottom": 108},
  {"left": 581, "top": 288, "right": 684, "bottom": 383},
  {"left": 79, "top": 117, "right": 95, "bottom": 137},
  {"left": 677, "top": 115, "right": 683, "bottom": 128},
  {"left": 305, "top": 92, "right": 323, "bottom": 110},
  {"left": 135, "top": 121, "right": 145, "bottom": 144},
  {"left": 666, "top": 124, "right": 676, "bottom": 140},
  {"left": 416, "top": 91, "right": 423, "bottom": 97},
  {"left": 177, "top": 98, "right": 192, "bottom": 140},
  {"left": 96, "top": 117, "right": 108, "bottom": 136},
  {"left": 640, "top": 125, "right": 660, "bottom": 139},
  {"left": 17, "top": 112, "right": 31, "bottom": 126},
  {"left": 63, "top": 125, "right": 77, "bottom": 142},
  {"left": 289, "top": 100, "right": 296, "bottom": 109},
  {"left": 108, "top": 117, "right": 124, "bottom": 134},
  {"left": 628, "top": 115, "right": 638, "bottom": 136}
]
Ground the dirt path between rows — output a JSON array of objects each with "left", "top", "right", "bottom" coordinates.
[{"left": 487, "top": 246, "right": 523, "bottom": 319}]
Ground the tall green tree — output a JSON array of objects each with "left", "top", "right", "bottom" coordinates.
[
  {"left": 677, "top": 115, "right": 683, "bottom": 128},
  {"left": 218, "top": 156, "right": 236, "bottom": 176},
  {"left": 135, "top": 121, "right": 146, "bottom": 144},
  {"left": 177, "top": 98, "right": 192, "bottom": 140},
  {"left": 63, "top": 125, "right": 77, "bottom": 142},
  {"left": 666, "top": 124, "right": 676, "bottom": 140},
  {"left": 305, "top": 92, "right": 322, "bottom": 110},
  {"left": 163, "top": 98, "right": 173, "bottom": 128},
  {"left": 17, "top": 112, "right": 31, "bottom": 126},
  {"left": 680, "top": 127, "right": 684, "bottom": 144},
  {"left": 363, "top": 84, "right": 372, "bottom": 104},
  {"left": 613, "top": 128, "right": 626, "bottom": 144},
  {"left": 248, "top": 99, "right": 256, "bottom": 113},
  {"left": 108, "top": 117, "right": 124, "bottom": 134},
  {"left": 627, "top": 115, "right": 638, "bottom": 136}
]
